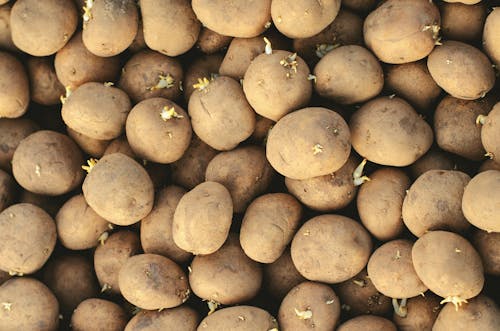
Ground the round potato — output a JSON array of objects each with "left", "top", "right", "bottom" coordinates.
[
  {"left": 26, "top": 56, "right": 65, "bottom": 106},
  {"left": 197, "top": 306, "right": 278, "bottom": 331},
  {"left": 103, "top": 136, "right": 136, "bottom": 159},
  {"left": 125, "top": 306, "right": 199, "bottom": 331},
  {"left": 392, "top": 294, "right": 442, "bottom": 331},
  {"left": 443, "top": 0, "right": 481, "bottom": 4},
  {"left": 67, "top": 127, "right": 110, "bottom": 158},
  {"left": 472, "top": 230, "right": 500, "bottom": 276},
  {"left": 264, "top": 248, "right": 306, "bottom": 300},
  {"left": 0, "top": 118, "right": 38, "bottom": 172},
  {"left": 71, "top": 298, "right": 128, "bottom": 331},
  {"left": 440, "top": 2, "right": 486, "bottom": 42},
  {"left": 0, "top": 4, "right": 17, "bottom": 52},
  {"left": 483, "top": 7, "right": 500, "bottom": 65},
  {"left": 0, "top": 51, "right": 29, "bottom": 118},
  {"left": 183, "top": 54, "right": 223, "bottom": 102},
  {"left": 0, "top": 169, "right": 17, "bottom": 213},
  {"left": 479, "top": 102, "right": 500, "bottom": 163},
  {"left": 337, "top": 315, "right": 397, "bottom": 331},
  {"left": 409, "top": 149, "right": 454, "bottom": 179},
  {"left": 196, "top": 27, "right": 232, "bottom": 54}
]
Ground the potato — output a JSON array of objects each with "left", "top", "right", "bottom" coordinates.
[
  {"left": 140, "top": 0, "right": 200, "bottom": 56},
  {"left": 125, "top": 306, "right": 199, "bottom": 331},
  {"left": 82, "top": 0, "right": 138, "bottom": 57},
  {"left": 82, "top": 153, "right": 154, "bottom": 226},
  {"left": 337, "top": 315, "right": 397, "bottom": 331},
  {"left": 443, "top": 0, "right": 481, "bottom": 4},
  {"left": 266, "top": 107, "right": 351, "bottom": 180},
  {"left": 357, "top": 168, "right": 409, "bottom": 241},
  {"left": 240, "top": 193, "right": 302, "bottom": 263},
  {"left": 291, "top": 214, "right": 372, "bottom": 283},
  {"left": 103, "top": 136, "right": 136, "bottom": 158},
  {"left": 0, "top": 203, "right": 56, "bottom": 275},
  {"left": 0, "top": 270, "right": 9, "bottom": 285},
  {"left": 342, "top": 0, "right": 377, "bottom": 12},
  {"left": 479, "top": 159, "right": 500, "bottom": 172},
  {"left": 43, "top": 254, "right": 99, "bottom": 315},
  {"left": 0, "top": 277, "right": 59, "bottom": 331},
  {"left": 67, "top": 127, "right": 110, "bottom": 158},
  {"left": 18, "top": 190, "right": 64, "bottom": 217},
  {"left": 12, "top": 130, "right": 84, "bottom": 196},
  {"left": 197, "top": 27, "right": 232, "bottom": 54},
  {"left": 173, "top": 181, "right": 232, "bottom": 255},
  {"left": 479, "top": 102, "right": 500, "bottom": 163},
  {"left": 440, "top": 2, "right": 486, "bottom": 42},
  {"left": 55, "top": 31, "right": 121, "bottom": 89},
  {"left": 192, "top": 0, "right": 271, "bottom": 38},
  {"left": 0, "top": 4, "right": 17, "bottom": 52},
  {"left": 251, "top": 115, "right": 274, "bottom": 144},
  {"left": 205, "top": 146, "right": 274, "bottom": 213},
  {"left": 314, "top": 45, "right": 383, "bottom": 105},
  {"left": 402, "top": 170, "right": 471, "bottom": 237},
  {"left": 10, "top": 0, "right": 77, "bottom": 56},
  {"left": 118, "top": 50, "right": 183, "bottom": 103},
  {"left": 71, "top": 298, "right": 128, "bottom": 331},
  {"left": 427, "top": 41, "right": 495, "bottom": 100},
  {"left": 26, "top": 56, "right": 65, "bottom": 106},
  {"left": 0, "top": 118, "right": 38, "bottom": 172},
  {"left": 128, "top": 18, "right": 146, "bottom": 53},
  {"left": 62, "top": 82, "right": 131, "bottom": 140},
  {"left": 94, "top": 230, "right": 141, "bottom": 295},
  {"left": 264, "top": 248, "right": 306, "bottom": 300},
  {"left": 0, "top": 169, "right": 16, "bottom": 213},
  {"left": 384, "top": 60, "right": 442, "bottom": 113},
  {"left": 285, "top": 154, "right": 359, "bottom": 212},
  {"left": 483, "top": 7, "right": 500, "bottom": 65},
  {"left": 243, "top": 50, "right": 312, "bottom": 121},
  {"left": 433, "top": 295, "right": 500, "bottom": 331},
  {"left": 183, "top": 54, "right": 223, "bottom": 102},
  {"left": 278, "top": 281, "right": 341, "bottom": 331},
  {"left": 197, "top": 306, "right": 278, "bottom": 331},
  {"left": 118, "top": 253, "right": 190, "bottom": 310},
  {"left": 189, "top": 234, "right": 262, "bottom": 305},
  {"left": 392, "top": 294, "right": 441, "bottom": 331},
  {"left": 141, "top": 186, "right": 192, "bottom": 264},
  {"left": 271, "top": 0, "right": 341, "bottom": 38},
  {"left": 350, "top": 96, "right": 433, "bottom": 166},
  {"left": 409, "top": 149, "right": 454, "bottom": 179},
  {"left": 472, "top": 230, "right": 500, "bottom": 276},
  {"left": 462, "top": 170, "right": 500, "bottom": 232},
  {"left": 367, "top": 240, "right": 427, "bottom": 299},
  {"left": 412, "top": 231, "right": 484, "bottom": 307},
  {"left": 0, "top": 51, "right": 29, "bottom": 118}
]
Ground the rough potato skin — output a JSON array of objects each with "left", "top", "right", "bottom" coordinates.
[
  {"left": 472, "top": 230, "right": 500, "bottom": 276},
  {"left": 0, "top": 119, "right": 38, "bottom": 172},
  {"left": 337, "top": 315, "right": 397, "bottom": 331},
  {"left": 71, "top": 299, "right": 128, "bottom": 331},
  {"left": 264, "top": 248, "right": 306, "bottom": 300},
  {"left": 481, "top": 102, "right": 500, "bottom": 163},
  {"left": 0, "top": 51, "right": 30, "bottom": 118},
  {"left": 484, "top": 7, "right": 500, "bottom": 65},
  {"left": 197, "top": 306, "right": 278, "bottom": 331},
  {"left": 125, "top": 306, "right": 199, "bottom": 331},
  {"left": 27, "top": 56, "right": 65, "bottom": 106}
]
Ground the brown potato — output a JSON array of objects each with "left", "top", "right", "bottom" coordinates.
[
  {"left": 264, "top": 248, "right": 307, "bottom": 300},
  {"left": 266, "top": 107, "right": 351, "bottom": 180},
  {"left": 440, "top": 2, "right": 487, "bottom": 42},
  {"left": 392, "top": 294, "right": 441, "bottom": 331},
  {"left": 472, "top": 229, "right": 500, "bottom": 276},
  {"left": 337, "top": 315, "right": 397, "bottom": 331},
  {"left": 0, "top": 4, "right": 17, "bottom": 52},
  {"left": 409, "top": 149, "right": 455, "bottom": 179},
  {"left": 103, "top": 136, "right": 136, "bottom": 159},
  {"left": 427, "top": 40, "right": 495, "bottom": 100},
  {"left": 0, "top": 51, "right": 29, "bottom": 118},
  {"left": 196, "top": 27, "right": 232, "bottom": 54},
  {"left": 350, "top": 96, "right": 433, "bottom": 166},
  {"left": 173, "top": 181, "right": 233, "bottom": 255},
  {"left": 0, "top": 277, "right": 59, "bottom": 331},
  {"left": 250, "top": 115, "right": 274, "bottom": 144},
  {"left": 483, "top": 7, "right": 500, "bottom": 65},
  {"left": 0, "top": 169, "right": 16, "bottom": 213},
  {"left": 479, "top": 102, "right": 500, "bottom": 162},
  {"left": 342, "top": 0, "right": 377, "bottom": 12},
  {"left": 10, "top": 0, "right": 77, "bottom": 56},
  {"left": 71, "top": 298, "right": 128, "bottom": 331},
  {"left": 125, "top": 306, "right": 199, "bottom": 331},
  {"left": 443, "top": 0, "right": 481, "bottom": 4},
  {"left": 128, "top": 18, "right": 146, "bottom": 53},
  {"left": 118, "top": 253, "right": 190, "bottom": 310},
  {"left": 0, "top": 270, "right": 9, "bottom": 286},
  {"left": 479, "top": 159, "right": 500, "bottom": 172},
  {"left": 0, "top": 118, "right": 38, "bottom": 172},
  {"left": 67, "top": 127, "right": 110, "bottom": 158},
  {"left": 26, "top": 56, "right": 65, "bottom": 106},
  {"left": 183, "top": 54, "right": 223, "bottom": 102},
  {"left": 197, "top": 306, "right": 278, "bottom": 331},
  {"left": 18, "top": 190, "right": 65, "bottom": 217}
]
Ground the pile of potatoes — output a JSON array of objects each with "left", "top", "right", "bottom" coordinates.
[{"left": 0, "top": 0, "right": 499, "bottom": 330}]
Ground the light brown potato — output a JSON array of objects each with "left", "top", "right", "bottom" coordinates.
[
  {"left": 173, "top": 181, "right": 233, "bottom": 255},
  {"left": 141, "top": 0, "right": 200, "bottom": 56},
  {"left": 141, "top": 186, "right": 192, "bottom": 264},
  {"left": 103, "top": 136, "right": 136, "bottom": 159},
  {"left": 243, "top": 50, "right": 312, "bottom": 121},
  {"left": 196, "top": 27, "right": 232, "bottom": 54},
  {"left": 472, "top": 229, "right": 500, "bottom": 276},
  {"left": 350, "top": 96, "right": 433, "bottom": 166},
  {"left": 240, "top": 193, "right": 302, "bottom": 263},
  {"left": 314, "top": 45, "right": 383, "bottom": 105},
  {"left": 278, "top": 281, "right": 341, "bottom": 331},
  {"left": 192, "top": 0, "right": 271, "bottom": 38},
  {"left": 0, "top": 169, "right": 16, "bottom": 213},
  {"left": 197, "top": 306, "right": 278, "bottom": 331},
  {"left": 125, "top": 306, "right": 199, "bottom": 331},
  {"left": 10, "top": 0, "right": 77, "bottom": 56},
  {"left": 71, "top": 298, "right": 128, "bottom": 331},
  {"left": 264, "top": 248, "right": 307, "bottom": 300},
  {"left": 392, "top": 294, "right": 441, "bottom": 331},
  {"left": 82, "top": 0, "right": 138, "bottom": 57},
  {"left": 205, "top": 146, "right": 274, "bottom": 213},
  {"left": 183, "top": 54, "right": 223, "bottom": 102},
  {"left": 26, "top": 56, "right": 65, "bottom": 106},
  {"left": 484, "top": 7, "right": 500, "bottom": 65},
  {"left": 67, "top": 127, "right": 110, "bottom": 158},
  {"left": 403, "top": 170, "right": 471, "bottom": 237},
  {"left": 118, "top": 50, "right": 183, "bottom": 103},
  {"left": 0, "top": 118, "right": 38, "bottom": 172},
  {"left": 94, "top": 230, "right": 141, "bottom": 295},
  {"left": 409, "top": 149, "right": 455, "bottom": 179},
  {"left": 337, "top": 315, "right": 397, "bottom": 331},
  {"left": 480, "top": 102, "right": 500, "bottom": 162},
  {"left": 440, "top": 2, "right": 487, "bottom": 42},
  {"left": 427, "top": 40, "right": 495, "bottom": 100},
  {"left": 271, "top": 0, "right": 341, "bottom": 38},
  {"left": 443, "top": 0, "right": 481, "bottom": 4},
  {"left": 118, "top": 253, "right": 190, "bottom": 310},
  {"left": 0, "top": 4, "right": 17, "bottom": 52},
  {"left": 266, "top": 107, "right": 351, "bottom": 180},
  {"left": 0, "top": 277, "right": 59, "bottom": 331},
  {"left": 0, "top": 51, "right": 29, "bottom": 118},
  {"left": 62, "top": 82, "right": 132, "bottom": 140},
  {"left": 291, "top": 214, "right": 372, "bottom": 283}
]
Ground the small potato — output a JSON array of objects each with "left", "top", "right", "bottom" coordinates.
[
  {"left": 196, "top": 27, "right": 232, "bottom": 54},
  {"left": 71, "top": 298, "right": 128, "bottom": 331},
  {"left": 271, "top": 0, "right": 341, "bottom": 38},
  {"left": 141, "top": 0, "right": 200, "bottom": 56},
  {"left": 0, "top": 169, "right": 17, "bottom": 213},
  {"left": 337, "top": 315, "right": 397, "bottom": 331},
  {"left": 0, "top": 4, "right": 17, "bottom": 52},
  {"left": 479, "top": 159, "right": 500, "bottom": 172},
  {"left": 402, "top": 170, "right": 471, "bottom": 237},
  {"left": 364, "top": 0, "right": 440, "bottom": 64},
  {"left": 82, "top": 153, "right": 154, "bottom": 226},
  {"left": 264, "top": 248, "right": 306, "bottom": 300},
  {"left": 0, "top": 203, "right": 56, "bottom": 275},
  {"left": 427, "top": 41, "right": 495, "bottom": 100},
  {"left": 173, "top": 181, "right": 232, "bottom": 255},
  {"left": 314, "top": 45, "right": 383, "bottom": 105},
  {"left": 278, "top": 281, "right": 341, "bottom": 331},
  {"left": 240, "top": 193, "right": 302, "bottom": 263},
  {"left": 266, "top": 107, "right": 351, "bottom": 180},
  {"left": 10, "top": 0, "right": 77, "bottom": 56},
  {"left": 18, "top": 190, "right": 64, "bottom": 217},
  {"left": 483, "top": 7, "right": 500, "bottom": 65},
  {"left": 118, "top": 50, "right": 183, "bottom": 103},
  {"left": 0, "top": 118, "right": 38, "bottom": 172},
  {"left": 205, "top": 146, "right": 275, "bottom": 213},
  {"left": 103, "top": 136, "right": 136, "bottom": 159},
  {"left": 291, "top": 214, "right": 372, "bottom": 283},
  {"left": 183, "top": 54, "right": 223, "bottom": 102},
  {"left": 0, "top": 51, "right": 30, "bottom": 118},
  {"left": 462, "top": 170, "right": 500, "bottom": 233},
  {"left": 94, "top": 230, "right": 141, "bottom": 295},
  {"left": 350, "top": 96, "right": 433, "bottom": 166},
  {"left": 479, "top": 102, "right": 500, "bottom": 163},
  {"left": 0, "top": 277, "right": 59, "bottom": 331},
  {"left": 243, "top": 50, "right": 312, "bottom": 121},
  {"left": 192, "top": 0, "right": 271, "bottom": 38},
  {"left": 197, "top": 306, "right": 278, "bottom": 331},
  {"left": 82, "top": 0, "right": 138, "bottom": 57},
  {"left": 26, "top": 56, "right": 65, "bottom": 106},
  {"left": 250, "top": 115, "right": 274, "bottom": 144},
  {"left": 62, "top": 82, "right": 132, "bottom": 140},
  {"left": 128, "top": 19, "right": 146, "bottom": 53},
  {"left": 342, "top": 0, "right": 377, "bottom": 12},
  {"left": 189, "top": 234, "right": 262, "bottom": 305},
  {"left": 440, "top": 2, "right": 487, "bottom": 42},
  {"left": 472, "top": 229, "right": 500, "bottom": 276},
  {"left": 67, "top": 128, "right": 110, "bottom": 158},
  {"left": 409, "top": 149, "right": 454, "bottom": 179},
  {"left": 118, "top": 253, "right": 190, "bottom": 310},
  {"left": 141, "top": 186, "right": 192, "bottom": 264},
  {"left": 392, "top": 294, "right": 441, "bottom": 331},
  {"left": 125, "top": 306, "right": 199, "bottom": 331}
]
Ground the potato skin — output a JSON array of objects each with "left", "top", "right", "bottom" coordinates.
[
  {"left": 0, "top": 4, "right": 17, "bottom": 52},
  {"left": 337, "top": 315, "right": 397, "bottom": 331},
  {"left": 481, "top": 102, "right": 500, "bottom": 162},
  {"left": 0, "top": 118, "right": 38, "bottom": 172},
  {"left": 472, "top": 230, "right": 500, "bottom": 276},
  {"left": 409, "top": 149, "right": 454, "bottom": 179},
  {"left": 183, "top": 54, "right": 223, "bottom": 102},
  {"left": 484, "top": 8, "right": 500, "bottom": 65},
  {"left": 392, "top": 294, "right": 441, "bottom": 331},
  {"left": 264, "top": 248, "right": 306, "bottom": 300},
  {"left": 67, "top": 128, "right": 110, "bottom": 158},
  {"left": 71, "top": 298, "right": 128, "bottom": 331},
  {"left": 0, "top": 169, "right": 17, "bottom": 213},
  {"left": 103, "top": 136, "right": 136, "bottom": 159},
  {"left": 125, "top": 306, "right": 199, "bottom": 331},
  {"left": 0, "top": 51, "right": 29, "bottom": 118},
  {"left": 197, "top": 306, "right": 278, "bottom": 331},
  {"left": 196, "top": 27, "right": 232, "bottom": 54},
  {"left": 440, "top": 2, "right": 486, "bottom": 43},
  {"left": 26, "top": 56, "right": 65, "bottom": 106}
]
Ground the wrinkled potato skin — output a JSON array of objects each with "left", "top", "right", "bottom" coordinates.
[
  {"left": 392, "top": 294, "right": 441, "bottom": 331},
  {"left": 337, "top": 315, "right": 397, "bottom": 331},
  {"left": 264, "top": 248, "right": 306, "bottom": 300},
  {"left": 125, "top": 306, "right": 199, "bottom": 331},
  {"left": 0, "top": 51, "right": 30, "bottom": 118},
  {"left": 440, "top": 2, "right": 486, "bottom": 42},
  {"left": 472, "top": 230, "right": 500, "bottom": 276},
  {"left": 0, "top": 119, "right": 38, "bottom": 172},
  {"left": 27, "top": 56, "right": 65, "bottom": 106},
  {"left": 484, "top": 7, "right": 500, "bottom": 65},
  {"left": 71, "top": 298, "right": 128, "bottom": 331},
  {"left": 481, "top": 102, "right": 500, "bottom": 162},
  {"left": 197, "top": 306, "right": 278, "bottom": 331}
]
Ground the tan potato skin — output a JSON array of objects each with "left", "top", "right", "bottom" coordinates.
[
  {"left": 197, "top": 306, "right": 278, "bottom": 331},
  {"left": 26, "top": 56, "right": 65, "bottom": 106},
  {"left": 0, "top": 119, "right": 38, "bottom": 172},
  {"left": 67, "top": 128, "right": 110, "bottom": 158},
  {"left": 0, "top": 51, "right": 29, "bottom": 118},
  {"left": 337, "top": 315, "right": 397, "bottom": 331},
  {"left": 71, "top": 299, "right": 128, "bottom": 331},
  {"left": 0, "top": 4, "right": 17, "bottom": 52},
  {"left": 392, "top": 294, "right": 441, "bottom": 331},
  {"left": 409, "top": 149, "right": 454, "bottom": 179},
  {"left": 103, "top": 136, "right": 136, "bottom": 159},
  {"left": 484, "top": 7, "right": 500, "bottom": 65},
  {"left": 264, "top": 248, "right": 306, "bottom": 300},
  {"left": 125, "top": 306, "right": 199, "bottom": 331},
  {"left": 440, "top": 2, "right": 486, "bottom": 43},
  {"left": 481, "top": 102, "right": 500, "bottom": 163},
  {"left": 472, "top": 230, "right": 500, "bottom": 276}
]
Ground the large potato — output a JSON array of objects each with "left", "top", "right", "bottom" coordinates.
[
  {"left": 197, "top": 306, "right": 278, "bottom": 331},
  {"left": 71, "top": 298, "right": 128, "bottom": 331},
  {"left": 483, "top": 7, "right": 500, "bottom": 65},
  {"left": 125, "top": 306, "right": 199, "bottom": 331},
  {"left": 0, "top": 51, "right": 29, "bottom": 118}
]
